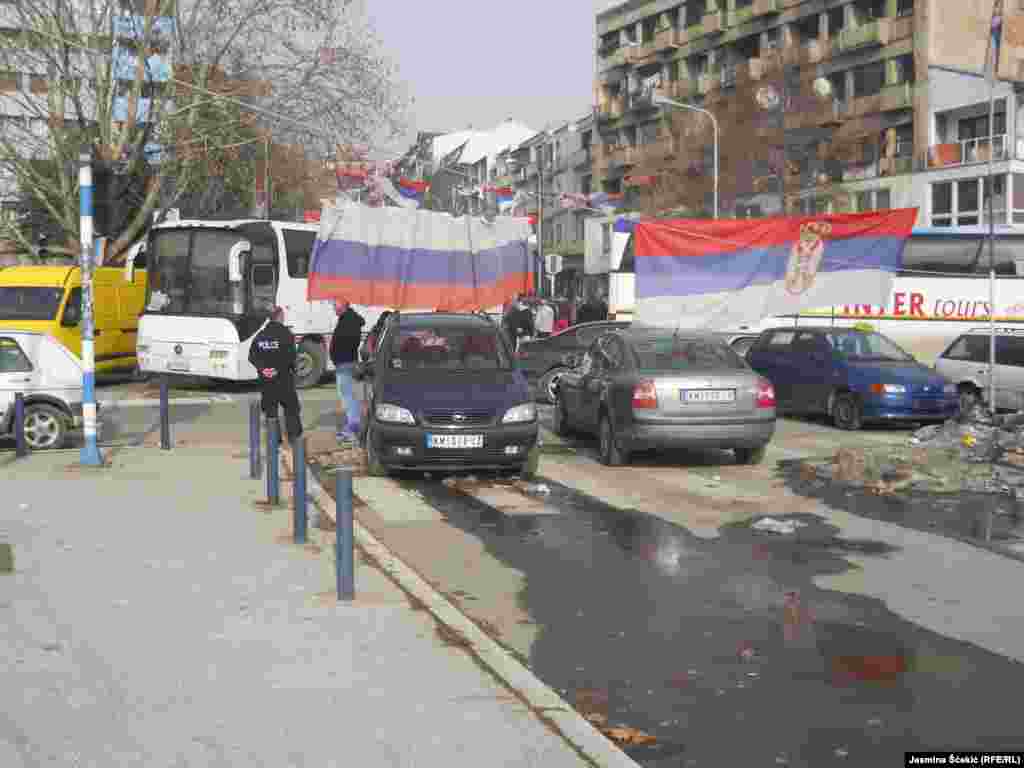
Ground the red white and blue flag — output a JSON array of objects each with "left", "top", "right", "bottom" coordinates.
[
  {"left": 307, "top": 201, "right": 534, "bottom": 310},
  {"left": 633, "top": 209, "right": 918, "bottom": 329},
  {"left": 396, "top": 177, "right": 429, "bottom": 207}
]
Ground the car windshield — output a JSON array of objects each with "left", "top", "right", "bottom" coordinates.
[
  {"left": 0, "top": 287, "right": 65, "bottom": 321},
  {"left": 387, "top": 326, "right": 511, "bottom": 370},
  {"left": 631, "top": 336, "right": 747, "bottom": 371},
  {"left": 827, "top": 330, "right": 914, "bottom": 362}
]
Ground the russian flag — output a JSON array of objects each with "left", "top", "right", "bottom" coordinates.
[
  {"left": 634, "top": 209, "right": 918, "bottom": 330},
  {"left": 307, "top": 201, "right": 534, "bottom": 310}
]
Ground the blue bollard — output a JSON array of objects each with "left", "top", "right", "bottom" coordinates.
[
  {"left": 14, "top": 392, "right": 26, "bottom": 458},
  {"left": 293, "top": 437, "right": 307, "bottom": 544},
  {"left": 335, "top": 469, "right": 354, "bottom": 601},
  {"left": 159, "top": 375, "right": 170, "bottom": 450},
  {"left": 249, "top": 400, "right": 261, "bottom": 479},
  {"left": 266, "top": 417, "right": 279, "bottom": 505}
]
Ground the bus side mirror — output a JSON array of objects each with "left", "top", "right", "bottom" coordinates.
[
  {"left": 125, "top": 241, "right": 144, "bottom": 284},
  {"left": 228, "top": 240, "right": 251, "bottom": 283}
]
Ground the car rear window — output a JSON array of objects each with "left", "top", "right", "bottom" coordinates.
[
  {"left": 631, "top": 336, "right": 747, "bottom": 371},
  {"left": 386, "top": 326, "right": 511, "bottom": 370}
]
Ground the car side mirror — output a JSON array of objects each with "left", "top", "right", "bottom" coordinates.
[
  {"left": 228, "top": 240, "right": 251, "bottom": 284},
  {"left": 61, "top": 301, "right": 81, "bottom": 327}
]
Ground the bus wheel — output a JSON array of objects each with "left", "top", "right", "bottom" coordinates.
[
  {"left": 295, "top": 340, "right": 325, "bottom": 389},
  {"left": 958, "top": 384, "right": 981, "bottom": 415}
]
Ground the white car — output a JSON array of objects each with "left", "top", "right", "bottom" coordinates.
[
  {"left": 0, "top": 331, "right": 86, "bottom": 450},
  {"left": 935, "top": 327, "right": 1024, "bottom": 412}
]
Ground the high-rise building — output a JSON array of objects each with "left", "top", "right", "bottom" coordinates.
[{"left": 593, "top": 0, "right": 1024, "bottom": 225}]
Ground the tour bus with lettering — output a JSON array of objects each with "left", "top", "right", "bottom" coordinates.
[
  {"left": 603, "top": 226, "right": 1024, "bottom": 360},
  {"left": 133, "top": 218, "right": 377, "bottom": 389}
]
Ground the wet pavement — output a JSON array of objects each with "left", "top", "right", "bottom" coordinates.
[{"left": 311, "top": 459, "right": 1024, "bottom": 767}]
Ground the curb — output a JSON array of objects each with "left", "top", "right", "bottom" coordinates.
[
  {"left": 282, "top": 451, "right": 641, "bottom": 768},
  {"left": 98, "top": 395, "right": 235, "bottom": 408}
]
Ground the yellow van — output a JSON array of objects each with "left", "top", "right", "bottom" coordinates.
[{"left": 0, "top": 264, "right": 148, "bottom": 375}]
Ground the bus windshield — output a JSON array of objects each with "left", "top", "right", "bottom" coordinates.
[{"left": 146, "top": 228, "right": 276, "bottom": 316}]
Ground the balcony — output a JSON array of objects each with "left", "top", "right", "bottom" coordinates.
[
  {"left": 879, "top": 154, "right": 913, "bottom": 175},
  {"left": 703, "top": 9, "right": 726, "bottom": 35},
  {"left": 720, "top": 64, "right": 738, "bottom": 89},
  {"left": 788, "top": 99, "right": 845, "bottom": 130},
  {"left": 633, "top": 40, "right": 658, "bottom": 63},
  {"left": 879, "top": 81, "right": 913, "bottom": 112},
  {"left": 838, "top": 18, "right": 892, "bottom": 53},
  {"left": 697, "top": 71, "right": 719, "bottom": 95},
  {"left": 654, "top": 26, "right": 683, "bottom": 52},
  {"left": 928, "top": 135, "right": 1009, "bottom": 168},
  {"left": 525, "top": 162, "right": 539, "bottom": 178},
  {"left": 600, "top": 46, "right": 638, "bottom": 72},
  {"left": 629, "top": 84, "right": 666, "bottom": 112}
]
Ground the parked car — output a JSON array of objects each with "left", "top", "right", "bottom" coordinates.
[
  {"left": 358, "top": 312, "right": 539, "bottom": 476},
  {"left": 746, "top": 326, "right": 958, "bottom": 430},
  {"left": 934, "top": 326, "right": 1024, "bottom": 412},
  {"left": 552, "top": 328, "right": 777, "bottom": 466},
  {"left": 721, "top": 333, "right": 761, "bottom": 358},
  {"left": 0, "top": 331, "right": 88, "bottom": 450},
  {"left": 516, "top": 320, "right": 631, "bottom": 403}
]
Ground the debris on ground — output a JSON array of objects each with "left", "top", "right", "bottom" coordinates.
[
  {"left": 751, "top": 517, "right": 808, "bottom": 535},
  {"left": 601, "top": 726, "right": 657, "bottom": 746}
]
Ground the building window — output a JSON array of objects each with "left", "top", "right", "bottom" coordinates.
[
  {"left": 827, "top": 6, "right": 845, "bottom": 38},
  {"left": 932, "top": 175, "right": 1008, "bottom": 227},
  {"left": 853, "top": 61, "right": 885, "bottom": 98},
  {"left": 855, "top": 188, "right": 891, "bottom": 211},
  {"left": 896, "top": 0, "right": 914, "bottom": 16},
  {"left": 684, "top": 2, "right": 703, "bottom": 27},
  {"left": 959, "top": 112, "right": 1006, "bottom": 140},
  {"left": 891, "top": 54, "right": 914, "bottom": 84}
]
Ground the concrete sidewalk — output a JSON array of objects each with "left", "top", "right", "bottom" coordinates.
[{"left": 0, "top": 447, "right": 587, "bottom": 767}]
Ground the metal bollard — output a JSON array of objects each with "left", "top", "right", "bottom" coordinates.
[
  {"left": 159, "top": 375, "right": 170, "bottom": 450},
  {"left": 293, "top": 437, "right": 307, "bottom": 544},
  {"left": 335, "top": 469, "right": 354, "bottom": 601},
  {"left": 14, "top": 392, "right": 26, "bottom": 458},
  {"left": 249, "top": 400, "right": 262, "bottom": 479},
  {"left": 266, "top": 417, "right": 279, "bottom": 505}
]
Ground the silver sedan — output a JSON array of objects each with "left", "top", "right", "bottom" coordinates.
[{"left": 552, "top": 329, "right": 777, "bottom": 466}]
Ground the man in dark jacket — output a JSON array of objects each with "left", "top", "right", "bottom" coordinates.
[
  {"left": 329, "top": 299, "right": 366, "bottom": 443},
  {"left": 248, "top": 306, "right": 302, "bottom": 443}
]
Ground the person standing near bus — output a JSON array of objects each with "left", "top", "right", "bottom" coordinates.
[
  {"left": 330, "top": 298, "right": 366, "bottom": 444},
  {"left": 248, "top": 307, "right": 303, "bottom": 444}
]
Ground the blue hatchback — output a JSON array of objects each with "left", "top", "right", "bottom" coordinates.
[{"left": 746, "top": 326, "right": 958, "bottom": 430}]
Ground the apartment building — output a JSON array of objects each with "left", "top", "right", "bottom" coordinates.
[{"left": 593, "top": 0, "right": 1024, "bottom": 226}]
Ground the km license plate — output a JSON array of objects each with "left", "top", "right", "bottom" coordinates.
[
  {"left": 681, "top": 389, "right": 735, "bottom": 403},
  {"left": 167, "top": 361, "right": 190, "bottom": 372},
  {"left": 427, "top": 433, "right": 484, "bottom": 449}
]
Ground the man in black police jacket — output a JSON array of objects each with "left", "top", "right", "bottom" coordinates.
[{"left": 248, "top": 306, "right": 303, "bottom": 443}]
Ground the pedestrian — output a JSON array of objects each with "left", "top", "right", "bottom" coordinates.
[
  {"left": 534, "top": 299, "right": 554, "bottom": 338},
  {"left": 330, "top": 298, "right": 366, "bottom": 444},
  {"left": 248, "top": 306, "right": 303, "bottom": 445}
]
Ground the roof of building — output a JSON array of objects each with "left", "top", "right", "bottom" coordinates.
[{"left": 431, "top": 121, "right": 537, "bottom": 167}]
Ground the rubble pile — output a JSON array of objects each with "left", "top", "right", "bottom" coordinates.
[{"left": 806, "top": 406, "right": 1024, "bottom": 498}]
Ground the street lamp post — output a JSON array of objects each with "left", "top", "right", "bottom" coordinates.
[{"left": 652, "top": 94, "right": 719, "bottom": 218}]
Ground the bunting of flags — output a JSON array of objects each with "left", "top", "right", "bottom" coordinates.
[{"left": 397, "top": 177, "right": 430, "bottom": 207}]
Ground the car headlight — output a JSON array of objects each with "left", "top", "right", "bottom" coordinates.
[
  {"left": 209, "top": 350, "right": 230, "bottom": 360},
  {"left": 375, "top": 403, "right": 415, "bottom": 424},
  {"left": 944, "top": 384, "right": 957, "bottom": 395},
  {"left": 870, "top": 383, "right": 906, "bottom": 395},
  {"left": 502, "top": 403, "right": 537, "bottom": 423}
]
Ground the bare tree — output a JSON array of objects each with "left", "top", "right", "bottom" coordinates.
[
  {"left": 0, "top": 0, "right": 408, "bottom": 261},
  {"left": 633, "top": 46, "right": 872, "bottom": 218}
]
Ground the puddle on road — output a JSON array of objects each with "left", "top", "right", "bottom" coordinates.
[{"left": 318, "top": 467, "right": 1024, "bottom": 767}]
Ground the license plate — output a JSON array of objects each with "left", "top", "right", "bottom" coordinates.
[
  {"left": 427, "top": 433, "right": 484, "bottom": 449},
  {"left": 681, "top": 389, "right": 735, "bottom": 403},
  {"left": 167, "top": 361, "right": 190, "bottom": 372}
]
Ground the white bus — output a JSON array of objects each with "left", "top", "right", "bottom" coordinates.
[
  {"left": 134, "top": 218, "right": 384, "bottom": 388},
  {"left": 604, "top": 226, "right": 1024, "bottom": 361}
]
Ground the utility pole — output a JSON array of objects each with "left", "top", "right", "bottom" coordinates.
[
  {"left": 986, "top": 0, "right": 1003, "bottom": 412},
  {"left": 537, "top": 145, "right": 544, "bottom": 297},
  {"left": 79, "top": 150, "right": 103, "bottom": 466}
]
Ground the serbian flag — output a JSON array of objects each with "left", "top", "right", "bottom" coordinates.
[
  {"left": 397, "top": 177, "right": 429, "bottom": 207},
  {"left": 633, "top": 209, "right": 918, "bottom": 330},
  {"left": 308, "top": 201, "right": 534, "bottom": 310}
]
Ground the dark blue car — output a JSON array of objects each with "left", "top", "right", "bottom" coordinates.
[
  {"left": 746, "top": 326, "right": 958, "bottom": 430},
  {"left": 358, "top": 312, "right": 539, "bottom": 475}
]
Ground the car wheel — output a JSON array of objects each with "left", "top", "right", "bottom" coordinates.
[
  {"left": 958, "top": 384, "right": 981, "bottom": 414},
  {"left": 23, "top": 404, "right": 68, "bottom": 450},
  {"left": 364, "top": 424, "right": 388, "bottom": 477},
  {"left": 294, "top": 340, "right": 326, "bottom": 390},
  {"left": 599, "top": 414, "right": 629, "bottom": 467},
  {"left": 537, "top": 367, "right": 569, "bottom": 404},
  {"left": 831, "top": 392, "right": 863, "bottom": 431},
  {"left": 734, "top": 445, "right": 767, "bottom": 465}
]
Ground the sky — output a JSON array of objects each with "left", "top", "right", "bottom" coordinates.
[{"left": 361, "top": 0, "right": 620, "bottom": 156}]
